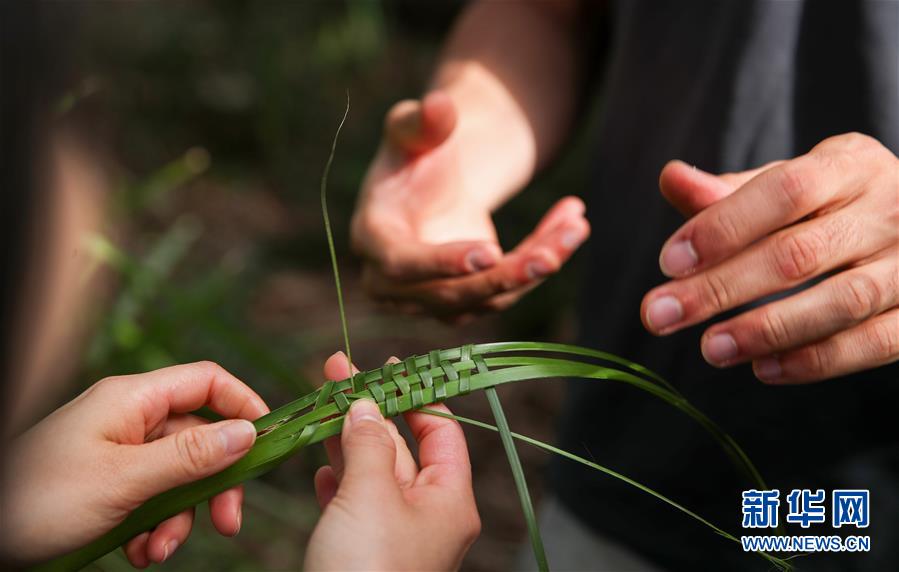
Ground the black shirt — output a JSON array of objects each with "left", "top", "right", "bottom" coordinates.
[{"left": 550, "top": 1, "right": 899, "bottom": 570}]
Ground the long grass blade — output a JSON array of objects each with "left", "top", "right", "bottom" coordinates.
[
  {"left": 320, "top": 92, "right": 354, "bottom": 382},
  {"left": 419, "top": 407, "right": 793, "bottom": 572},
  {"left": 484, "top": 387, "right": 548, "bottom": 571}
]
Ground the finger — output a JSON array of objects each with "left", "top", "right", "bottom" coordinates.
[
  {"left": 753, "top": 307, "right": 899, "bottom": 384},
  {"left": 322, "top": 436, "right": 344, "bottom": 480},
  {"left": 390, "top": 195, "right": 586, "bottom": 281},
  {"left": 209, "top": 485, "right": 243, "bottom": 537},
  {"left": 701, "top": 254, "right": 899, "bottom": 366},
  {"left": 385, "top": 419, "right": 418, "bottom": 488},
  {"left": 658, "top": 148, "right": 862, "bottom": 278},
  {"left": 323, "top": 418, "right": 413, "bottom": 487},
  {"left": 160, "top": 414, "right": 245, "bottom": 537},
  {"left": 385, "top": 91, "right": 457, "bottom": 156},
  {"left": 374, "top": 239, "right": 504, "bottom": 280},
  {"left": 338, "top": 399, "right": 402, "bottom": 500},
  {"left": 323, "top": 351, "right": 359, "bottom": 382},
  {"left": 102, "top": 361, "right": 269, "bottom": 438},
  {"left": 120, "top": 418, "right": 256, "bottom": 501},
  {"left": 314, "top": 465, "right": 339, "bottom": 509},
  {"left": 404, "top": 403, "right": 472, "bottom": 492},
  {"left": 659, "top": 160, "right": 784, "bottom": 218},
  {"left": 367, "top": 216, "right": 589, "bottom": 312},
  {"left": 158, "top": 413, "right": 207, "bottom": 437},
  {"left": 146, "top": 509, "right": 194, "bottom": 564},
  {"left": 529, "top": 195, "right": 587, "bottom": 237},
  {"left": 124, "top": 532, "right": 151, "bottom": 569},
  {"left": 643, "top": 204, "right": 889, "bottom": 335},
  {"left": 475, "top": 275, "right": 545, "bottom": 314},
  {"left": 382, "top": 357, "right": 418, "bottom": 487},
  {"left": 659, "top": 160, "right": 738, "bottom": 217},
  {"left": 322, "top": 351, "right": 360, "bottom": 478}
]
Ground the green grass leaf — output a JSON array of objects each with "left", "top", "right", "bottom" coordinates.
[
  {"left": 485, "top": 387, "right": 548, "bottom": 572},
  {"left": 419, "top": 407, "right": 793, "bottom": 572}
]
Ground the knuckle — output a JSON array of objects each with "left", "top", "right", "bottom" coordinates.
[
  {"left": 803, "top": 343, "right": 833, "bottom": 376},
  {"left": 94, "top": 375, "right": 126, "bottom": 394},
  {"left": 487, "top": 271, "right": 515, "bottom": 294},
  {"left": 193, "top": 360, "right": 223, "bottom": 375},
  {"left": 463, "top": 509, "right": 482, "bottom": 544},
  {"left": 758, "top": 309, "right": 792, "bottom": 350},
  {"left": 825, "top": 132, "right": 877, "bottom": 153},
  {"left": 776, "top": 164, "right": 812, "bottom": 212},
  {"left": 175, "top": 429, "right": 218, "bottom": 474},
  {"left": 346, "top": 423, "right": 395, "bottom": 452},
  {"left": 841, "top": 273, "right": 882, "bottom": 322},
  {"left": 706, "top": 209, "right": 744, "bottom": 249},
  {"left": 701, "top": 272, "right": 735, "bottom": 313},
  {"left": 772, "top": 230, "right": 824, "bottom": 281},
  {"left": 866, "top": 318, "right": 899, "bottom": 359}
]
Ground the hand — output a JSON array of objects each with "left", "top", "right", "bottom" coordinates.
[
  {"left": 1, "top": 361, "right": 269, "bottom": 567},
  {"left": 352, "top": 90, "right": 590, "bottom": 322},
  {"left": 642, "top": 133, "right": 898, "bottom": 384},
  {"left": 304, "top": 353, "right": 480, "bottom": 571}
]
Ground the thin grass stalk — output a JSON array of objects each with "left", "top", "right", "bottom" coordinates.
[
  {"left": 320, "top": 92, "right": 354, "bottom": 386},
  {"left": 419, "top": 408, "right": 793, "bottom": 572},
  {"left": 485, "top": 387, "right": 548, "bottom": 572}
]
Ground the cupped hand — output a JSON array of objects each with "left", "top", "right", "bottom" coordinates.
[
  {"left": 1, "top": 361, "right": 269, "bottom": 567},
  {"left": 352, "top": 90, "right": 590, "bottom": 322},
  {"left": 643, "top": 132, "right": 898, "bottom": 383},
  {"left": 304, "top": 352, "right": 480, "bottom": 571}
]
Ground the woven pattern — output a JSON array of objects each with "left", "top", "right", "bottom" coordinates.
[{"left": 302, "top": 343, "right": 481, "bottom": 424}]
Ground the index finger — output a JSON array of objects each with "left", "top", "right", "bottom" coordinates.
[
  {"left": 404, "top": 403, "right": 472, "bottom": 491},
  {"left": 659, "top": 144, "right": 860, "bottom": 278},
  {"left": 116, "top": 361, "right": 269, "bottom": 424}
]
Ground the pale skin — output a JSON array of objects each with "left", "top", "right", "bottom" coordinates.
[
  {"left": 352, "top": 0, "right": 899, "bottom": 383},
  {"left": 305, "top": 353, "right": 480, "bottom": 571},
  {"left": 1, "top": 359, "right": 478, "bottom": 570}
]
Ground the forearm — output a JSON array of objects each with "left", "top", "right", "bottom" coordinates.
[{"left": 433, "top": 0, "right": 588, "bottom": 210}]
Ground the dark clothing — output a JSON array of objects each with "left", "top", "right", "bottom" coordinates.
[{"left": 550, "top": 1, "right": 899, "bottom": 570}]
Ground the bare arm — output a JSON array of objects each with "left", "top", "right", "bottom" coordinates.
[
  {"left": 353, "top": 1, "right": 599, "bottom": 321},
  {"left": 432, "top": 0, "right": 586, "bottom": 209}
]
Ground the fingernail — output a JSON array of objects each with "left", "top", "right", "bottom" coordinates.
[
  {"left": 162, "top": 540, "right": 177, "bottom": 562},
  {"left": 561, "top": 228, "right": 585, "bottom": 250},
  {"left": 218, "top": 420, "right": 257, "bottom": 455},
  {"left": 526, "top": 260, "right": 552, "bottom": 280},
  {"left": 646, "top": 295, "right": 683, "bottom": 332},
  {"left": 348, "top": 398, "right": 382, "bottom": 425},
  {"left": 754, "top": 358, "right": 782, "bottom": 382},
  {"left": 466, "top": 248, "right": 496, "bottom": 272},
  {"left": 660, "top": 239, "right": 698, "bottom": 276},
  {"left": 702, "top": 333, "right": 738, "bottom": 365},
  {"left": 234, "top": 506, "right": 242, "bottom": 537}
]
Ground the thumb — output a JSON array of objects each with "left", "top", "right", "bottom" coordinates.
[
  {"left": 338, "top": 399, "right": 401, "bottom": 498},
  {"left": 385, "top": 91, "right": 457, "bottom": 156},
  {"left": 121, "top": 419, "right": 257, "bottom": 501},
  {"left": 659, "top": 160, "right": 737, "bottom": 217}
]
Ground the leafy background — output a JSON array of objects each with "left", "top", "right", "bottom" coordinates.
[{"left": 50, "top": 1, "right": 600, "bottom": 569}]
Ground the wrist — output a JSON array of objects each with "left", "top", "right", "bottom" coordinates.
[{"left": 431, "top": 65, "right": 537, "bottom": 211}]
